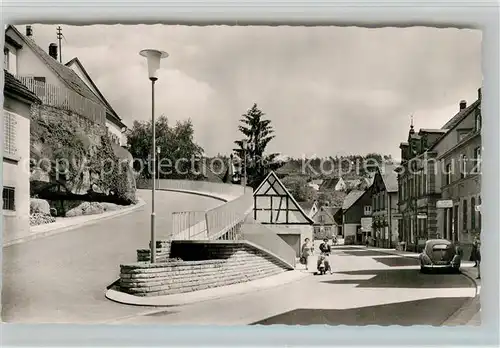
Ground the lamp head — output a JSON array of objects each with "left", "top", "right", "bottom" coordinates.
[{"left": 140, "top": 49, "right": 169, "bottom": 81}]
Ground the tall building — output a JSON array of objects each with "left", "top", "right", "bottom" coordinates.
[
  {"left": 433, "top": 89, "right": 482, "bottom": 248},
  {"left": 396, "top": 89, "right": 481, "bottom": 252}
]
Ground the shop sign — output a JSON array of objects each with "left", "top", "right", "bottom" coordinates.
[{"left": 436, "top": 200, "right": 453, "bottom": 209}]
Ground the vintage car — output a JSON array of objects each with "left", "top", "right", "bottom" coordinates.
[{"left": 419, "top": 239, "right": 462, "bottom": 273}]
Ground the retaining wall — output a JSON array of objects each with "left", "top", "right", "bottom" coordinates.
[
  {"left": 121, "top": 242, "right": 288, "bottom": 296},
  {"left": 136, "top": 240, "right": 172, "bottom": 262}
]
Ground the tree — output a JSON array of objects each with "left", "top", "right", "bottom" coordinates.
[
  {"left": 233, "top": 103, "right": 280, "bottom": 189},
  {"left": 281, "top": 176, "right": 315, "bottom": 202},
  {"left": 126, "top": 115, "right": 204, "bottom": 180}
]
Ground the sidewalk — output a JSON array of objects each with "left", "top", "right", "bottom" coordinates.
[
  {"left": 3, "top": 199, "right": 146, "bottom": 247},
  {"left": 105, "top": 269, "right": 309, "bottom": 309}
]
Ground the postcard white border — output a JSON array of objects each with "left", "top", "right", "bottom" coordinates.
[{"left": 1, "top": 0, "right": 498, "bottom": 347}]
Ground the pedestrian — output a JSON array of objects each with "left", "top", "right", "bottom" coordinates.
[
  {"left": 365, "top": 235, "right": 369, "bottom": 247},
  {"left": 470, "top": 237, "right": 479, "bottom": 267},
  {"left": 301, "top": 238, "right": 313, "bottom": 270}
]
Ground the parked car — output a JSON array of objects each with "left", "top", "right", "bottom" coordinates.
[{"left": 419, "top": 239, "right": 461, "bottom": 273}]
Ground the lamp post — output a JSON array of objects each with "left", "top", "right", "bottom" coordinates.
[
  {"left": 140, "top": 49, "right": 168, "bottom": 264},
  {"left": 241, "top": 139, "right": 247, "bottom": 187}
]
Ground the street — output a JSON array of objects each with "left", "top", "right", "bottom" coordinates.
[
  {"left": 1, "top": 190, "right": 223, "bottom": 323},
  {"left": 109, "top": 246, "right": 475, "bottom": 326},
  {"left": 2, "top": 188, "right": 476, "bottom": 326}
]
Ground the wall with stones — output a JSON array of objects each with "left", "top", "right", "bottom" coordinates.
[
  {"left": 30, "top": 104, "right": 137, "bottom": 211},
  {"left": 121, "top": 242, "right": 288, "bottom": 297}
]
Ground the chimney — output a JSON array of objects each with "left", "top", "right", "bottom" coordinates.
[
  {"left": 48, "top": 43, "right": 58, "bottom": 60},
  {"left": 26, "top": 25, "right": 33, "bottom": 37},
  {"left": 478, "top": 87, "right": 482, "bottom": 100},
  {"left": 459, "top": 100, "right": 467, "bottom": 110}
]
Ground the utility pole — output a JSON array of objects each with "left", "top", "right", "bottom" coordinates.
[{"left": 56, "top": 26, "right": 63, "bottom": 63}]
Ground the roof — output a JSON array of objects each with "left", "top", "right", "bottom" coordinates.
[
  {"left": 429, "top": 98, "right": 480, "bottom": 152},
  {"left": 5, "top": 34, "right": 22, "bottom": 49},
  {"left": 442, "top": 99, "right": 480, "bottom": 130},
  {"left": 319, "top": 177, "right": 341, "bottom": 190},
  {"left": 65, "top": 57, "right": 124, "bottom": 127},
  {"left": 297, "top": 201, "right": 316, "bottom": 212},
  {"left": 4, "top": 69, "right": 41, "bottom": 104},
  {"left": 6, "top": 26, "right": 108, "bottom": 115},
  {"left": 310, "top": 179, "right": 324, "bottom": 185},
  {"left": 379, "top": 164, "right": 399, "bottom": 192},
  {"left": 426, "top": 239, "right": 452, "bottom": 246},
  {"left": 312, "top": 206, "right": 339, "bottom": 225},
  {"left": 342, "top": 190, "right": 366, "bottom": 211},
  {"left": 419, "top": 129, "right": 448, "bottom": 134},
  {"left": 254, "top": 171, "right": 314, "bottom": 224}
]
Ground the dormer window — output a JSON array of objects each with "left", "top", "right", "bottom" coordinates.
[
  {"left": 3, "top": 47, "right": 17, "bottom": 75},
  {"left": 475, "top": 110, "right": 482, "bottom": 132}
]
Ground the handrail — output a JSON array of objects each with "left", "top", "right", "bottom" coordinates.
[
  {"left": 16, "top": 75, "right": 106, "bottom": 124},
  {"left": 137, "top": 179, "right": 253, "bottom": 241}
]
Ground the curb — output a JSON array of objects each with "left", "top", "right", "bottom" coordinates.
[
  {"left": 3, "top": 199, "right": 146, "bottom": 247},
  {"left": 157, "top": 188, "right": 232, "bottom": 202},
  {"left": 104, "top": 270, "right": 309, "bottom": 311}
]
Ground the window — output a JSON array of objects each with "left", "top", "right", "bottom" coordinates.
[
  {"left": 473, "top": 147, "right": 481, "bottom": 174},
  {"left": 364, "top": 206, "right": 372, "bottom": 216},
  {"left": 475, "top": 111, "right": 482, "bottom": 131},
  {"left": 319, "top": 215, "right": 324, "bottom": 223},
  {"left": 463, "top": 200, "right": 468, "bottom": 232},
  {"left": 3, "top": 110, "right": 17, "bottom": 156},
  {"left": 445, "top": 163, "right": 452, "bottom": 185},
  {"left": 460, "top": 155, "right": 467, "bottom": 179},
  {"left": 471, "top": 197, "right": 476, "bottom": 229},
  {"left": 4, "top": 48, "right": 9, "bottom": 70},
  {"left": 372, "top": 195, "right": 377, "bottom": 211},
  {"left": 423, "top": 173, "right": 427, "bottom": 195},
  {"left": 3, "top": 186, "right": 15, "bottom": 211}
]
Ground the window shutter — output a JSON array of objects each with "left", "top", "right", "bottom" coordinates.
[{"left": 3, "top": 111, "right": 17, "bottom": 156}]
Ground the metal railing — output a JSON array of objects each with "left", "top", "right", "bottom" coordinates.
[
  {"left": 137, "top": 179, "right": 253, "bottom": 241},
  {"left": 16, "top": 76, "right": 106, "bottom": 125},
  {"left": 171, "top": 211, "right": 207, "bottom": 240},
  {"left": 205, "top": 190, "right": 254, "bottom": 240}
]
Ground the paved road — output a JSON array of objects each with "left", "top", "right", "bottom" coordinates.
[
  {"left": 112, "top": 246, "right": 476, "bottom": 326},
  {"left": 2, "top": 189, "right": 223, "bottom": 323}
]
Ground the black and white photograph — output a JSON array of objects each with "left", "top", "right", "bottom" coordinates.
[{"left": 2, "top": 24, "right": 482, "bottom": 326}]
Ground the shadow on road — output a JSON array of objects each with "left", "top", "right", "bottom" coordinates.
[
  {"left": 251, "top": 297, "right": 470, "bottom": 326},
  {"left": 340, "top": 250, "right": 395, "bottom": 257},
  {"left": 373, "top": 256, "right": 420, "bottom": 267},
  {"left": 324, "top": 268, "right": 473, "bottom": 288}
]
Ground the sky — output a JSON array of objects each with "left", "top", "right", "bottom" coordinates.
[{"left": 24, "top": 25, "right": 482, "bottom": 159}]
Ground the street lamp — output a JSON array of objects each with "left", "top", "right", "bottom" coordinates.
[
  {"left": 140, "top": 49, "right": 168, "bottom": 263},
  {"left": 241, "top": 139, "right": 247, "bottom": 187}
]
